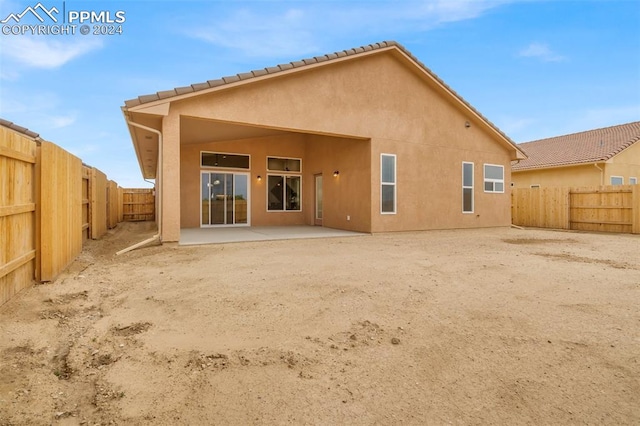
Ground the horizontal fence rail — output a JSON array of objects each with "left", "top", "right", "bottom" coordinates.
[{"left": 1, "top": 123, "right": 156, "bottom": 306}]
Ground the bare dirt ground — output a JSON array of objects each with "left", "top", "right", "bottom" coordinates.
[{"left": 1, "top": 222, "right": 638, "bottom": 425}]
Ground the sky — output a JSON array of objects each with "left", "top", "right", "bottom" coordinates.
[{"left": 0, "top": 0, "right": 639, "bottom": 188}]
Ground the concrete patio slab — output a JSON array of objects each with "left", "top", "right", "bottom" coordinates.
[{"left": 179, "top": 226, "right": 368, "bottom": 245}]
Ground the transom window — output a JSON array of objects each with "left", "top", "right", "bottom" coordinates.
[
  {"left": 484, "top": 164, "right": 504, "bottom": 193},
  {"left": 267, "top": 157, "right": 301, "bottom": 172},
  {"left": 462, "top": 162, "right": 473, "bottom": 213},
  {"left": 381, "top": 154, "right": 396, "bottom": 214},
  {"left": 202, "top": 152, "right": 250, "bottom": 169}
]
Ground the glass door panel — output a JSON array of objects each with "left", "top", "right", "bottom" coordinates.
[
  {"left": 201, "top": 172, "right": 210, "bottom": 226},
  {"left": 234, "top": 174, "right": 248, "bottom": 224},
  {"left": 210, "top": 173, "right": 228, "bottom": 225},
  {"left": 201, "top": 172, "right": 249, "bottom": 226}
]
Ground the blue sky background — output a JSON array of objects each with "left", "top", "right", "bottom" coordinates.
[{"left": 1, "top": 0, "right": 638, "bottom": 187}]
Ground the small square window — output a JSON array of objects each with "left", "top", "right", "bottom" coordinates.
[{"left": 483, "top": 164, "right": 504, "bottom": 193}]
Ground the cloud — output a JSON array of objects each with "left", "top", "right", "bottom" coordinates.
[
  {"left": 49, "top": 114, "right": 76, "bottom": 128},
  {"left": 190, "top": 7, "right": 319, "bottom": 58},
  {"left": 187, "top": 1, "right": 518, "bottom": 58},
  {"left": 1, "top": 36, "right": 103, "bottom": 69},
  {"left": 518, "top": 42, "right": 565, "bottom": 62}
]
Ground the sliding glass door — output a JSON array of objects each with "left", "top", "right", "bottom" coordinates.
[{"left": 201, "top": 172, "right": 249, "bottom": 226}]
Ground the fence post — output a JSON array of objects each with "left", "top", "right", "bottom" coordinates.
[
  {"left": 35, "top": 142, "right": 42, "bottom": 282},
  {"left": 633, "top": 185, "right": 640, "bottom": 235},
  {"left": 564, "top": 187, "right": 571, "bottom": 230}
]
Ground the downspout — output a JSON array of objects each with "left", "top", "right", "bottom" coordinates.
[
  {"left": 594, "top": 163, "right": 604, "bottom": 185},
  {"left": 116, "top": 119, "right": 163, "bottom": 255}
]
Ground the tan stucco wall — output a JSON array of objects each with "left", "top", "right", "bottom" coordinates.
[
  {"left": 180, "top": 133, "right": 371, "bottom": 232},
  {"left": 605, "top": 141, "right": 640, "bottom": 184},
  {"left": 155, "top": 49, "right": 515, "bottom": 240},
  {"left": 512, "top": 164, "right": 603, "bottom": 188}
]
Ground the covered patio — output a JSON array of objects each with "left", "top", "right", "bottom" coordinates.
[{"left": 179, "top": 226, "right": 368, "bottom": 245}]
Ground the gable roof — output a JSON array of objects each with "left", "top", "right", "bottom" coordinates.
[
  {"left": 0, "top": 118, "right": 41, "bottom": 139},
  {"left": 512, "top": 121, "right": 640, "bottom": 171},
  {"left": 122, "top": 40, "right": 524, "bottom": 159}
]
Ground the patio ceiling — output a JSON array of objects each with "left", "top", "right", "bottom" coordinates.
[{"left": 125, "top": 113, "right": 292, "bottom": 180}]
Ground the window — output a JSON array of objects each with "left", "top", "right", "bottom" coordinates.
[
  {"left": 462, "top": 162, "right": 473, "bottom": 213},
  {"left": 202, "top": 152, "right": 250, "bottom": 169},
  {"left": 610, "top": 176, "right": 624, "bottom": 185},
  {"left": 630, "top": 177, "right": 638, "bottom": 185},
  {"left": 381, "top": 154, "right": 396, "bottom": 214},
  {"left": 484, "top": 164, "right": 504, "bottom": 193},
  {"left": 267, "top": 175, "right": 301, "bottom": 211},
  {"left": 267, "top": 157, "right": 301, "bottom": 172},
  {"left": 266, "top": 156, "right": 302, "bottom": 212}
]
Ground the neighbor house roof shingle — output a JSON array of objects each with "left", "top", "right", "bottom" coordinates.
[
  {"left": 512, "top": 121, "right": 640, "bottom": 171},
  {"left": 122, "top": 40, "right": 519, "bottom": 150},
  {"left": 0, "top": 118, "right": 41, "bottom": 139}
]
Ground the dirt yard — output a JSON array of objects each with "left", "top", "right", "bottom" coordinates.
[{"left": 0, "top": 223, "right": 638, "bottom": 425}]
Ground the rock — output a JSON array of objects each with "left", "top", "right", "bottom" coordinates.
[{"left": 391, "top": 337, "right": 400, "bottom": 345}]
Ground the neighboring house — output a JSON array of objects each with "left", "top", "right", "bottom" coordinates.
[
  {"left": 512, "top": 121, "right": 640, "bottom": 188},
  {"left": 122, "top": 41, "right": 526, "bottom": 242}
]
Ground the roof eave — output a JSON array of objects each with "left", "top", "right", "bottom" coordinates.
[{"left": 122, "top": 107, "right": 156, "bottom": 180}]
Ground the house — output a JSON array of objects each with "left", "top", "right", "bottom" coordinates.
[
  {"left": 512, "top": 121, "right": 640, "bottom": 188},
  {"left": 122, "top": 41, "right": 526, "bottom": 242}
]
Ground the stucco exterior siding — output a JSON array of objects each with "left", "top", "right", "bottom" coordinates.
[
  {"left": 370, "top": 137, "right": 512, "bottom": 233},
  {"left": 512, "top": 164, "right": 603, "bottom": 188},
  {"left": 180, "top": 133, "right": 372, "bottom": 232},
  {"left": 606, "top": 141, "right": 640, "bottom": 184},
  {"left": 125, "top": 43, "right": 523, "bottom": 242}
]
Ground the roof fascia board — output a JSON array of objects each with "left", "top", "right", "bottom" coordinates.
[
  {"left": 126, "top": 46, "right": 398, "bottom": 113},
  {"left": 513, "top": 161, "right": 605, "bottom": 173},
  {"left": 133, "top": 102, "right": 170, "bottom": 116}
]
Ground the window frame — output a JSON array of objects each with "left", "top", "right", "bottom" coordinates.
[
  {"left": 266, "top": 174, "right": 302, "bottom": 212},
  {"left": 266, "top": 156, "right": 302, "bottom": 173},
  {"left": 380, "top": 153, "right": 397, "bottom": 214},
  {"left": 630, "top": 177, "right": 638, "bottom": 185},
  {"left": 610, "top": 176, "right": 624, "bottom": 185},
  {"left": 462, "top": 162, "right": 474, "bottom": 214},
  {"left": 483, "top": 164, "right": 505, "bottom": 193}
]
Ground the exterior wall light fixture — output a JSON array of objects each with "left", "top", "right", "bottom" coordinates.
[
  {"left": 333, "top": 171, "right": 340, "bottom": 177},
  {"left": 257, "top": 175, "right": 262, "bottom": 181}
]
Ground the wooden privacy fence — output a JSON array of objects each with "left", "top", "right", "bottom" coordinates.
[
  {"left": 0, "top": 125, "right": 37, "bottom": 305},
  {"left": 122, "top": 188, "right": 155, "bottom": 221},
  {"left": 512, "top": 185, "right": 640, "bottom": 234},
  {"left": 1, "top": 121, "right": 155, "bottom": 306}
]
